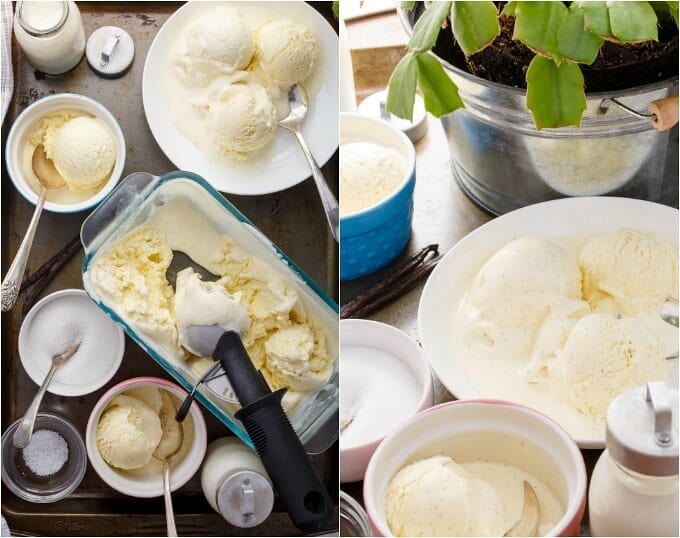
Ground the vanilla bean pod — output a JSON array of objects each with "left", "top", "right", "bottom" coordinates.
[
  {"left": 21, "top": 235, "right": 83, "bottom": 316},
  {"left": 341, "top": 244, "right": 439, "bottom": 319}
]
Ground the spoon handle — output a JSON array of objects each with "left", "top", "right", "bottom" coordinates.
[
  {"left": 163, "top": 461, "right": 178, "bottom": 537},
  {"left": 292, "top": 129, "right": 339, "bottom": 243},
  {"left": 13, "top": 359, "right": 59, "bottom": 448},
  {"left": 1, "top": 188, "right": 47, "bottom": 312}
]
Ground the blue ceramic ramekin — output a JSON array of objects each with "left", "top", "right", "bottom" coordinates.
[{"left": 340, "top": 113, "right": 417, "bottom": 281}]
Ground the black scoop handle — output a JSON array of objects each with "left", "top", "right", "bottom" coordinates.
[{"left": 213, "top": 332, "right": 335, "bottom": 533}]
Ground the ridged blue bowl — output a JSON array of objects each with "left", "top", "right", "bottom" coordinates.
[{"left": 340, "top": 114, "right": 417, "bottom": 281}]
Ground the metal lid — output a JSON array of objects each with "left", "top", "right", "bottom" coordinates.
[
  {"left": 358, "top": 89, "right": 428, "bottom": 143},
  {"left": 86, "top": 26, "right": 134, "bottom": 78},
  {"left": 606, "top": 382, "right": 678, "bottom": 476},
  {"left": 216, "top": 469, "right": 274, "bottom": 528}
]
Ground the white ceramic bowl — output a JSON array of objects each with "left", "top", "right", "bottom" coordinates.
[
  {"left": 364, "top": 400, "right": 587, "bottom": 537},
  {"left": 418, "top": 197, "right": 679, "bottom": 448},
  {"left": 19, "top": 289, "right": 125, "bottom": 396},
  {"left": 340, "top": 319, "right": 434, "bottom": 483},
  {"left": 86, "top": 377, "right": 207, "bottom": 498},
  {"left": 5, "top": 93, "right": 126, "bottom": 213}
]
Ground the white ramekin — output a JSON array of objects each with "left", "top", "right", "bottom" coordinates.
[
  {"left": 5, "top": 93, "right": 126, "bottom": 213},
  {"left": 340, "top": 319, "right": 434, "bottom": 483},
  {"left": 86, "top": 377, "right": 207, "bottom": 498},
  {"left": 363, "top": 400, "right": 587, "bottom": 536}
]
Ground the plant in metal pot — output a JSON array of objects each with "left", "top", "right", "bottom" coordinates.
[
  {"left": 388, "top": 1, "right": 678, "bottom": 129},
  {"left": 386, "top": 1, "right": 678, "bottom": 215}
]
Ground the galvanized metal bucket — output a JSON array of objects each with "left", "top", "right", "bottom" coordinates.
[{"left": 398, "top": 6, "right": 679, "bottom": 215}]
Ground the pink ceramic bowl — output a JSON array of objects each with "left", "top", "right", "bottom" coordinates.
[
  {"left": 86, "top": 376, "right": 207, "bottom": 498},
  {"left": 363, "top": 399, "right": 587, "bottom": 536},
  {"left": 340, "top": 319, "right": 434, "bottom": 483}
]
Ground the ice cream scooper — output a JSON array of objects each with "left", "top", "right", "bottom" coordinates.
[{"left": 166, "top": 252, "right": 335, "bottom": 533}]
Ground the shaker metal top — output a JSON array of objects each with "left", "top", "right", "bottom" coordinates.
[
  {"left": 606, "top": 381, "right": 678, "bottom": 477},
  {"left": 216, "top": 469, "right": 274, "bottom": 528},
  {"left": 86, "top": 26, "right": 134, "bottom": 78}
]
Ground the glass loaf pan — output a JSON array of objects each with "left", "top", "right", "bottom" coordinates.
[{"left": 81, "top": 172, "right": 339, "bottom": 453}]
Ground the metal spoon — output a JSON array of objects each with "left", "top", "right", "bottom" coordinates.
[
  {"left": 505, "top": 481, "right": 540, "bottom": 537},
  {"left": 278, "top": 84, "right": 339, "bottom": 243},
  {"left": 13, "top": 340, "right": 80, "bottom": 448},
  {"left": 153, "top": 390, "right": 184, "bottom": 538},
  {"left": 1, "top": 144, "right": 66, "bottom": 311}
]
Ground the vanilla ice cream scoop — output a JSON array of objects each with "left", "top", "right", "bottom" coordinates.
[
  {"left": 51, "top": 116, "right": 116, "bottom": 191},
  {"left": 174, "top": 267, "right": 250, "bottom": 356},
  {"left": 386, "top": 456, "right": 506, "bottom": 537},
  {"left": 256, "top": 20, "right": 318, "bottom": 88},
  {"left": 552, "top": 313, "right": 664, "bottom": 417},
  {"left": 186, "top": 15, "right": 254, "bottom": 70},
  {"left": 264, "top": 324, "right": 331, "bottom": 391},
  {"left": 211, "top": 84, "right": 277, "bottom": 160},
  {"left": 460, "top": 237, "right": 586, "bottom": 359},
  {"left": 339, "top": 142, "right": 406, "bottom": 216},
  {"left": 96, "top": 394, "right": 163, "bottom": 470},
  {"left": 580, "top": 229, "right": 678, "bottom": 315}
]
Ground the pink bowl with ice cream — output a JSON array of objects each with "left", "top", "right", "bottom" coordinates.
[
  {"left": 363, "top": 399, "right": 587, "bottom": 537},
  {"left": 86, "top": 376, "right": 207, "bottom": 498}
]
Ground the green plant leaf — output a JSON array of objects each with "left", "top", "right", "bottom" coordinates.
[
  {"left": 501, "top": 1, "right": 518, "bottom": 17},
  {"left": 607, "top": 1, "right": 659, "bottom": 42},
  {"left": 408, "top": 1, "right": 452, "bottom": 52},
  {"left": 415, "top": 52, "right": 465, "bottom": 116},
  {"left": 579, "top": 2, "right": 615, "bottom": 39},
  {"left": 332, "top": 0, "right": 339, "bottom": 18},
  {"left": 526, "top": 55, "right": 587, "bottom": 129},
  {"left": 450, "top": 1, "right": 500, "bottom": 56},
  {"left": 386, "top": 52, "right": 418, "bottom": 121},
  {"left": 402, "top": 0, "right": 417, "bottom": 11},
  {"left": 667, "top": 1, "right": 679, "bottom": 25},
  {"left": 513, "top": 1, "right": 568, "bottom": 61},
  {"left": 557, "top": 6, "right": 604, "bottom": 64}
]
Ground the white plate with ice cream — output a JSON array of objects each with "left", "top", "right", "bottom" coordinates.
[
  {"left": 143, "top": 1, "right": 338, "bottom": 195},
  {"left": 418, "top": 197, "right": 679, "bottom": 448}
]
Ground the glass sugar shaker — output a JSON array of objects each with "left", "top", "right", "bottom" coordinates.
[
  {"left": 201, "top": 438, "right": 274, "bottom": 528},
  {"left": 589, "top": 381, "right": 678, "bottom": 537},
  {"left": 13, "top": 1, "right": 86, "bottom": 75}
]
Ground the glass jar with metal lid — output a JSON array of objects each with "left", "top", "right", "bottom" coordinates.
[
  {"left": 589, "top": 381, "right": 678, "bottom": 537},
  {"left": 13, "top": 1, "right": 85, "bottom": 75},
  {"left": 340, "top": 491, "right": 372, "bottom": 536}
]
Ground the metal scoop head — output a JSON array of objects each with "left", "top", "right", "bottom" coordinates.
[{"left": 165, "top": 251, "right": 220, "bottom": 290}]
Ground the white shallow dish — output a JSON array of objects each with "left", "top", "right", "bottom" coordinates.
[
  {"left": 5, "top": 93, "right": 126, "bottom": 213},
  {"left": 143, "top": 1, "right": 339, "bottom": 195},
  {"left": 19, "top": 289, "right": 125, "bottom": 396},
  {"left": 339, "top": 319, "right": 433, "bottom": 483},
  {"left": 418, "top": 197, "right": 679, "bottom": 449},
  {"left": 86, "top": 377, "right": 207, "bottom": 498}
]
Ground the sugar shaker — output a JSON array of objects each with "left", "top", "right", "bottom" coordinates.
[{"left": 589, "top": 382, "right": 678, "bottom": 537}]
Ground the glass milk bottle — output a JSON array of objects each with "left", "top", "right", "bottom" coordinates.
[
  {"left": 201, "top": 438, "right": 274, "bottom": 528},
  {"left": 13, "top": 1, "right": 86, "bottom": 75},
  {"left": 589, "top": 382, "right": 678, "bottom": 537}
]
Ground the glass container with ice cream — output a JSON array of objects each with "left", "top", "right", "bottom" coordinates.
[{"left": 80, "top": 171, "right": 339, "bottom": 452}]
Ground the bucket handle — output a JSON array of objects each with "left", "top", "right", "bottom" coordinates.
[{"left": 600, "top": 96, "right": 679, "bottom": 131}]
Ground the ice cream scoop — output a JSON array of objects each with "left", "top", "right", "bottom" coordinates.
[
  {"left": 1, "top": 145, "right": 67, "bottom": 311},
  {"left": 257, "top": 20, "right": 317, "bottom": 88},
  {"left": 51, "top": 116, "right": 116, "bottom": 191},
  {"left": 164, "top": 252, "right": 334, "bottom": 533}
]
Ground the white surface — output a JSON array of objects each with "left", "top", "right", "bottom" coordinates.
[
  {"left": 5, "top": 93, "right": 126, "bottom": 213},
  {"left": 143, "top": 1, "right": 339, "bottom": 195},
  {"left": 418, "top": 197, "right": 679, "bottom": 449},
  {"left": 339, "top": 319, "right": 433, "bottom": 483},
  {"left": 85, "top": 379, "right": 208, "bottom": 498},
  {"left": 363, "top": 401, "right": 587, "bottom": 537},
  {"left": 19, "top": 289, "right": 125, "bottom": 396}
]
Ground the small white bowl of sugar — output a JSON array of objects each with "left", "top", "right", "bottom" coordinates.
[{"left": 340, "top": 319, "right": 434, "bottom": 483}]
